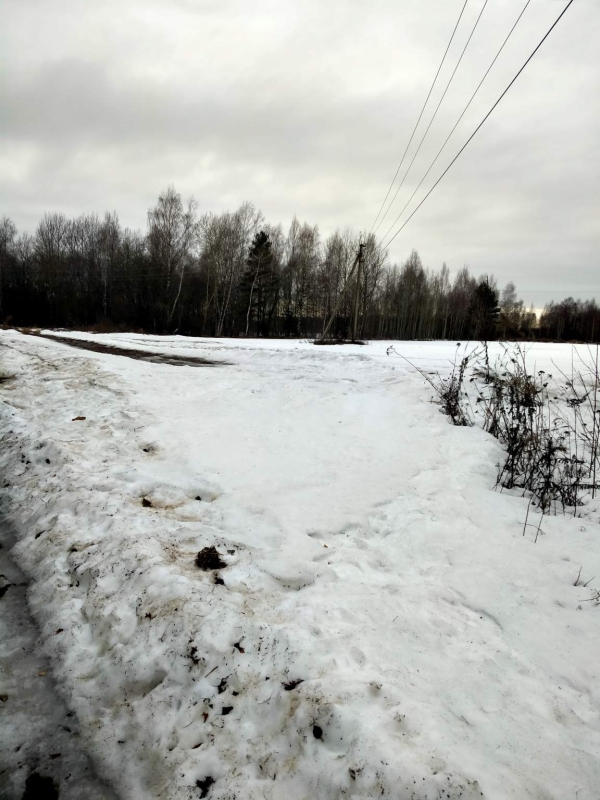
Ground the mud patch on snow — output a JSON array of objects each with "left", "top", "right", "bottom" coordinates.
[
  {"left": 196, "top": 776, "right": 215, "bottom": 798},
  {"left": 195, "top": 546, "right": 227, "bottom": 571},
  {"left": 33, "top": 332, "right": 227, "bottom": 367},
  {"left": 21, "top": 772, "right": 59, "bottom": 800}
]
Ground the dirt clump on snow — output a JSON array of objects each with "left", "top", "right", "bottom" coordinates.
[
  {"left": 283, "top": 678, "right": 304, "bottom": 691},
  {"left": 195, "top": 546, "right": 227, "bottom": 571},
  {"left": 22, "top": 772, "right": 59, "bottom": 800},
  {"left": 196, "top": 776, "right": 215, "bottom": 798}
]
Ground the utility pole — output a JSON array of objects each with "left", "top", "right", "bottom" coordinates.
[
  {"left": 320, "top": 250, "right": 359, "bottom": 341},
  {"left": 319, "top": 241, "right": 364, "bottom": 343},
  {"left": 352, "top": 242, "right": 365, "bottom": 343}
]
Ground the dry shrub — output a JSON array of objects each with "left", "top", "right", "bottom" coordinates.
[{"left": 389, "top": 342, "right": 600, "bottom": 516}]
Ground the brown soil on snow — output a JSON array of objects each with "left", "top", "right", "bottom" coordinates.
[{"left": 23, "top": 332, "right": 226, "bottom": 368}]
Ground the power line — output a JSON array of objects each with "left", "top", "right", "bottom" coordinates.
[
  {"left": 514, "top": 289, "right": 600, "bottom": 294},
  {"left": 381, "top": 0, "right": 576, "bottom": 251},
  {"left": 380, "top": 0, "right": 532, "bottom": 245},
  {"left": 374, "top": 0, "right": 489, "bottom": 236},
  {"left": 369, "top": 0, "right": 469, "bottom": 233}
]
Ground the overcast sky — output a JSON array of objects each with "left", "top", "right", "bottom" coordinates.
[{"left": 1, "top": 0, "right": 598, "bottom": 307}]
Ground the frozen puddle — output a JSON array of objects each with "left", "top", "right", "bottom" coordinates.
[{"left": 0, "top": 518, "right": 117, "bottom": 800}]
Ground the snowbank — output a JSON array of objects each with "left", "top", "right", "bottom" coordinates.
[
  {"left": 0, "top": 514, "right": 117, "bottom": 800},
  {"left": 1, "top": 331, "right": 599, "bottom": 799}
]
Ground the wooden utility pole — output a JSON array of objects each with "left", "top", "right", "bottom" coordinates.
[
  {"left": 352, "top": 242, "right": 365, "bottom": 343},
  {"left": 319, "top": 241, "right": 364, "bottom": 342},
  {"left": 320, "top": 250, "right": 359, "bottom": 341}
]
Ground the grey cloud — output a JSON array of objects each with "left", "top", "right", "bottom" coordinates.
[{"left": 1, "top": 0, "right": 599, "bottom": 308}]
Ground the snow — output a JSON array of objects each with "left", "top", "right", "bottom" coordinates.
[
  {"left": 0, "top": 330, "right": 599, "bottom": 800},
  {"left": 0, "top": 515, "right": 117, "bottom": 800}
]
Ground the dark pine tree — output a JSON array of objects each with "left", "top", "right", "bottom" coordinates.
[
  {"left": 471, "top": 278, "right": 500, "bottom": 340},
  {"left": 238, "top": 231, "right": 279, "bottom": 336}
]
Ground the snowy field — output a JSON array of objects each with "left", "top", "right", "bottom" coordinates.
[{"left": 0, "top": 331, "right": 599, "bottom": 800}]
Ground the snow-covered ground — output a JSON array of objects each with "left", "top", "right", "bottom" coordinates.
[
  {"left": 0, "top": 515, "right": 118, "bottom": 800},
  {"left": 0, "top": 331, "right": 599, "bottom": 800}
]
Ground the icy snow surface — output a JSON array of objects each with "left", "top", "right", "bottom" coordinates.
[{"left": 0, "top": 331, "right": 599, "bottom": 800}]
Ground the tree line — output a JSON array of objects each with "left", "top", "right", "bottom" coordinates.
[{"left": 0, "top": 187, "right": 598, "bottom": 342}]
